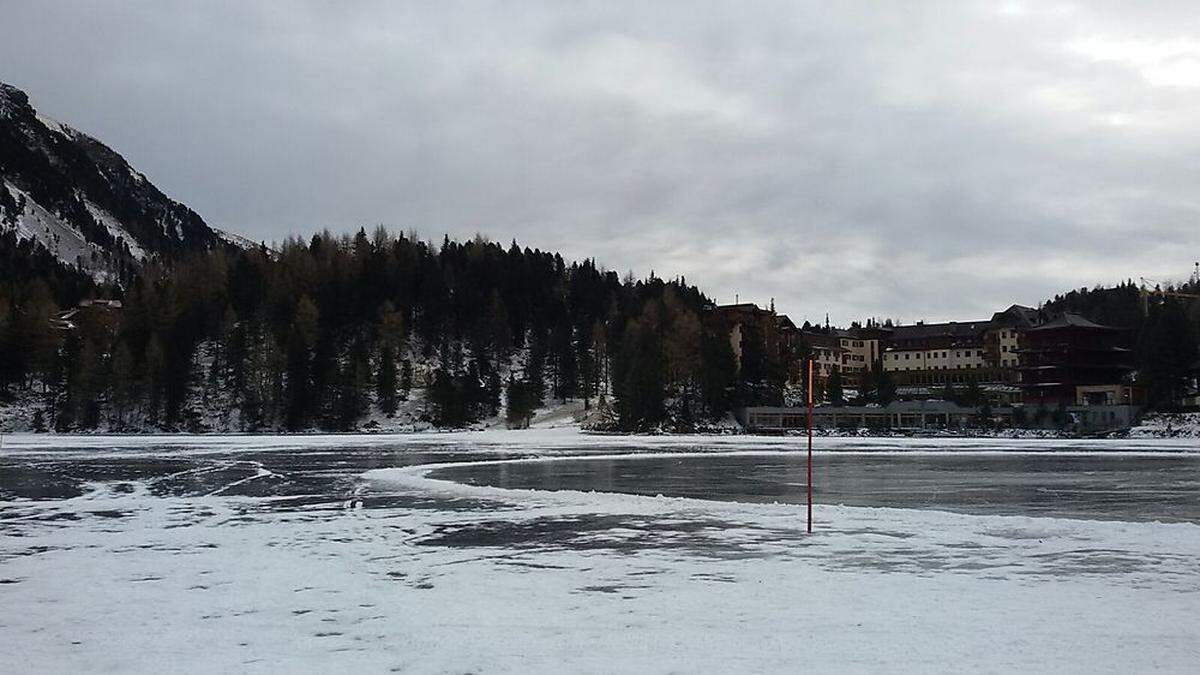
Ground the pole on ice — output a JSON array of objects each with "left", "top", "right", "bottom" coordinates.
[{"left": 806, "top": 358, "right": 814, "bottom": 533}]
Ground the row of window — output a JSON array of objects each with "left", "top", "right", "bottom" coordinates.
[
  {"left": 892, "top": 371, "right": 994, "bottom": 385},
  {"left": 888, "top": 363, "right": 990, "bottom": 371},
  {"left": 888, "top": 349, "right": 985, "bottom": 360}
]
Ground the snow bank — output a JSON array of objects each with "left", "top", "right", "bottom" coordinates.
[
  {"left": 1127, "top": 412, "right": 1200, "bottom": 438},
  {"left": 4, "top": 427, "right": 1199, "bottom": 455}
]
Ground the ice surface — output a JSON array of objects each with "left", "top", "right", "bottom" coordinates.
[{"left": 2, "top": 434, "right": 1199, "bottom": 673}]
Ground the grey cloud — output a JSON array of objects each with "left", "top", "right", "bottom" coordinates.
[{"left": 2, "top": 1, "right": 1198, "bottom": 323}]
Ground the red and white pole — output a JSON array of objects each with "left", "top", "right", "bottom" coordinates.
[{"left": 807, "top": 358, "right": 814, "bottom": 533}]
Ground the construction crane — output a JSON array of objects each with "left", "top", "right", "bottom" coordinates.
[{"left": 1139, "top": 262, "right": 1200, "bottom": 315}]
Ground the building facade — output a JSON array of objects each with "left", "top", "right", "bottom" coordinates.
[
  {"left": 835, "top": 326, "right": 888, "bottom": 388},
  {"left": 799, "top": 331, "right": 844, "bottom": 384},
  {"left": 983, "top": 304, "right": 1041, "bottom": 379},
  {"left": 881, "top": 320, "right": 1001, "bottom": 386},
  {"left": 706, "top": 303, "right": 781, "bottom": 375},
  {"left": 1015, "top": 314, "right": 1136, "bottom": 405}
]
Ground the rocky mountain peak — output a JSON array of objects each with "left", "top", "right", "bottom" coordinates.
[{"left": 0, "top": 81, "right": 220, "bottom": 284}]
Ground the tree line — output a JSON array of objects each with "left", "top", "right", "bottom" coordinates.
[
  {"left": 3, "top": 229, "right": 1197, "bottom": 432},
  {"left": 0, "top": 229, "right": 781, "bottom": 432}
]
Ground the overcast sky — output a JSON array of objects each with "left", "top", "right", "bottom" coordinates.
[{"left": 3, "top": 1, "right": 1199, "bottom": 324}]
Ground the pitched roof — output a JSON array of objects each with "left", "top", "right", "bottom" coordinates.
[
  {"left": 1026, "top": 313, "right": 1118, "bottom": 332},
  {"left": 890, "top": 320, "right": 990, "bottom": 340},
  {"left": 800, "top": 330, "right": 842, "bottom": 348},
  {"left": 989, "top": 304, "right": 1040, "bottom": 328}
]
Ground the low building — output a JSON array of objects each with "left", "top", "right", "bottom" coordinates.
[
  {"left": 78, "top": 299, "right": 123, "bottom": 309},
  {"left": 52, "top": 298, "right": 124, "bottom": 331},
  {"left": 1075, "top": 384, "right": 1142, "bottom": 406},
  {"left": 739, "top": 399, "right": 1137, "bottom": 434},
  {"left": 738, "top": 401, "right": 1012, "bottom": 432},
  {"left": 895, "top": 383, "right": 1022, "bottom": 405}
]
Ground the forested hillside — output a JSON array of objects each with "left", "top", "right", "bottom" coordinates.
[{"left": 0, "top": 229, "right": 763, "bottom": 432}]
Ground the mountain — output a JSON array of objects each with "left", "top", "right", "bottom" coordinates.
[{"left": 0, "top": 81, "right": 218, "bottom": 283}]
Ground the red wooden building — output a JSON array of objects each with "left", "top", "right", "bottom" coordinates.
[{"left": 1015, "top": 314, "right": 1136, "bottom": 405}]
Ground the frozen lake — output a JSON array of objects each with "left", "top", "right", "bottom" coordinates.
[{"left": 2, "top": 431, "right": 1199, "bottom": 672}]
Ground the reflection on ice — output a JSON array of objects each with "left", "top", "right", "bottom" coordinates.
[{"left": 432, "top": 452, "right": 1200, "bottom": 523}]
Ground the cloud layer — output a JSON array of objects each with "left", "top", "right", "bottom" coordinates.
[{"left": 4, "top": 1, "right": 1198, "bottom": 323}]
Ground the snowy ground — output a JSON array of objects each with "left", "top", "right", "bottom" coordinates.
[
  {"left": 2, "top": 432, "right": 1199, "bottom": 673},
  {"left": 1127, "top": 412, "right": 1200, "bottom": 438}
]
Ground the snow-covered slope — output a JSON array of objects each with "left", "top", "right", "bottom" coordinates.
[
  {"left": 0, "top": 81, "right": 218, "bottom": 281},
  {"left": 214, "top": 227, "right": 262, "bottom": 251}
]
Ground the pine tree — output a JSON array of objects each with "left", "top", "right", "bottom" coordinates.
[
  {"left": 0, "top": 294, "right": 12, "bottom": 393},
  {"left": 375, "top": 301, "right": 404, "bottom": 416},
  {"left": 336, "top": 337, "right": 372, "bottom": 429},
  {"left": 487, "top": 291, "right": 512, "bottom": 364},
  {"left": 143, "top": 333, "right": 166, "bottom": 426},
  {"left": 875, "top": 361, "right": 896, "bottom": 405},
  {"left": 1137, "top": 299, "right": 1199, "bottom": 409},
  {"left": 827, "top": 368, "right": 844, "bottom": 406},
  {"left": 377, "top": 344, "right": 398, "bottom": 416},
  {"left": 15, "top": 281, "right": 60, "bottom": 392},
  {"left": 505, "top": 374, "right": 535, "bottom": 429},
  {"left": 283, "top": 296, "right": 320, "bottom": 430},
  {"left": 109, "top": 341, "right": 134, "bottom": 429},
  {"left": 400, "top": 359, "right": 413, "bottom": 401},
  {"left": 701, "top": 328, "right": 737, "bottom": 418},
  {"left": 613, "top": 316, "right": 667, "bottom": 430}
]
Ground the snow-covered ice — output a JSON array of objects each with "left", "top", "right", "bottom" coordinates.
[{"left": 2, "top": 432, "right": 1199, "bottom": 673}]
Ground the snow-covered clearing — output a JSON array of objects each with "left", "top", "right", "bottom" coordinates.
[{"left": 2, "top": 432, "right": 1199, "bottom": 672}]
